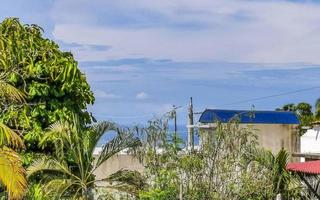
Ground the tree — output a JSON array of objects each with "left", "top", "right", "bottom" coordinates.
[
  {"left": 254, "top": 149, "right": 303, "bottom": 199},
  {"left": 0, "top": 18, "right": 94, "bottom": 153},
  {"left": 136, "top": 117, "right": 306, "bottom": 200},
  {"left": 135, "top": 118, "right": 181, "bottom": 200},
  {"left": 277, "top": 102, "right": 314, "bottom": 134},
  {"left": 27, "top": 115, "right": 141, "bottom": 199},
  {"left": 277, "top": 104, "right": 296, "bottom": 112},
  {"left": 0, "top": 74, "right": 27, "bottom": 199}
]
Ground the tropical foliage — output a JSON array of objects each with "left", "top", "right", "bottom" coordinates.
[
  {"left": 277, "top": 102, "right": 315, "bottom": 134},
  {"left": 0, "top": 17, "right": 316, "bottom": 199},
  {"left": 135, "top": 117, "right": 305, "bottom": 200},
  {"left": 0, "top": 18, "right": 94, "bottom": 154},
  {"left": 254, "top": 148, "right": 305, "bottom": 199},
  {"left": 27, "top": 115, "right": 140, "bottom": 199},
  {"left": 0, "top": 74, "right": 26, "bottom": 199}
]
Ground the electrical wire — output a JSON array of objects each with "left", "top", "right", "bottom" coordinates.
[
  {"left": 217, "top": 86, "right": 320, "bottom": 107},
  {"left": 96, "top": 86, "right": 320, "bottom": 118},
  {"left": 192, "top": 86, "right": 320, "bottom": 114},
  {"left": 95, "top": 104, "right": 188, "bottom": 119}
]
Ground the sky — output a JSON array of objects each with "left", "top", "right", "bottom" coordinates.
[{"left": 2, "top": 0, "right": 320, "bottom": 125}]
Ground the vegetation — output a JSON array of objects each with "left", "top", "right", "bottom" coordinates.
[
  {"left": 0, "top": 75, "right": 27, "bottom": 199},
  {"left": 0, "top": 18, "right": 94, "bottom": 155},
  {"left": 276, "top": 102, "right": 315, "bottom": 134},
  {"left": 0, "top": 17, "right": 316, "bottom": 199},
  {"left": 254, "top": 149, "right": 305, "bottom": 199},
  {"left": 27, "top": 115, "right": 140, "bottom": 199},
  {"left": 135, "top": 117, "right": 305, "bottom": 200}
]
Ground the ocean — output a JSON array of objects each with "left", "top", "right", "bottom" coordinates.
[{"left": 97, "top": 124, "right": 199, "bottom": 147}]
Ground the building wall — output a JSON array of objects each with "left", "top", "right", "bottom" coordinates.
[
  {"left": 94, "top": 154, "right": 144, "bottom": 185},
  {"left": 94, "top": 123, "right": 300, "bottom": 181},
  {"left": 199, "top": 123, "right": 300, "bottom": 160},
  {"left": 252, "top": 124, "right": 299, "bottom": 155}
]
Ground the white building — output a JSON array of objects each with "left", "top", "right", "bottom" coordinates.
[{"left": 299, "top": 128, "right": 320, "bottom": 162}]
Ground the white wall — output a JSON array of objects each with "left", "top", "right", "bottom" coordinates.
[{"left": 301, "top": 129, "right": 320, "bottom": 154}]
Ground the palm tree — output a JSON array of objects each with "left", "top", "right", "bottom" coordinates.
[
  {"left": 254, "top": 148, "right": 302, "bottom": 198},
  {"left": 0, "top": 74, "right": 27, "bottom": 199},
  {"left": 27, "top": 115, "right": 141, "bottom": 199}
]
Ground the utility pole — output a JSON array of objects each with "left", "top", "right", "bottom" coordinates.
[
  {"left": 172, "top": 105, "right": 177, "bottom": 134},
  {"left": 173, "top": 105, "right": 177, "bottom": 134},
  {"left": 187, "top": 97, "right": 194, "bottom": 151}
]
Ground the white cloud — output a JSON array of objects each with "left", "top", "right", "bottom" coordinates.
[
  {"left": 94, "top": 90, "right": 120, "bottom": 99},
  {"left": 136, "top": 92, "right": 148, "bottom": 100},
  {"left": 51, "top": 0, "right": 320, "bottom": 64}
]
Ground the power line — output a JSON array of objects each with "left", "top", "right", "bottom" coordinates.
[
  {"left": 193, "top": 86, "right": 320, "bottom": 114},
  {"left": 95, "top": 104, "right": 188, "bottom": 119},
  {"left": 94, "top": 113, "right": 153, "bottom": 119},
  {"left": 217, "top": 86, "right": 320, "bottom": 107},
  {"left": 96, "top": 86, "right": 320, "bottom": 118}
]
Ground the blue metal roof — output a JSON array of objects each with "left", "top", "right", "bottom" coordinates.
[{"left": 199, "top": 109, "right": 300, "bottom": 124}]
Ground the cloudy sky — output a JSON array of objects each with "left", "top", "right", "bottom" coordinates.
[{"left": 2, "top": 0, "right": 320, "bottom": 125}]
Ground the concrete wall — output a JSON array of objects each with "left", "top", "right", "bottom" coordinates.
[
  {"left": 94, "top": 123, "right": 300, "bottom": 181},
  {"left": 199, "top": 123, "right": 300, "bottom": 161},
  {"left": 252, "top": 124, "right": 299, "bottom": 155},
  {"left": 94, "top": 154, "right": 144, "bottom": 185}
]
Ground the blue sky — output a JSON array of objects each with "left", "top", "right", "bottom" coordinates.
[{"left": 2, "top": 0, "right": 320, "bottom": 125}]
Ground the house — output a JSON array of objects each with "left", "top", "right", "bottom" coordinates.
[
  {"left": 295, "top": 128, "right": 320, "bottom": 161},
  {"left": 94, "top": 109, "right": 301, "bottom": 181},
  {"left": 197, "top": 109, "right": 300, "bottom": 159}
]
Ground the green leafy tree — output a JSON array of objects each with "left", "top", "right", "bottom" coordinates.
[
  {"left": 0, "top": 18, "right": 94, "bottom": 153},
  {"left": 254, "top": 149, "right": 304, "bottom": 199},
  {"left": 27, "top": 115, "right": 141, "bottom": 199},
  {"left": 134, "top": 117, "right": 184, "bottom": 199},
  {"left": 136, "top": 117, "right": 306, "bottom": 200},
  {"left": 277, "top": 102, "right": 314, "bottom": 134}
]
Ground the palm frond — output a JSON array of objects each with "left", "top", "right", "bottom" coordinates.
[
  {"left": 0, "top": 79, "right": 25, "bottom": 103},
  {"left": 94, "top": 129, "right": 141, "bottom": 171},
  {"left": 0, "top": 123, "right": 24, "bottom": 149},
  {"left": 275, "top": 149, "right": 289, "bottom": 171},
  {"left": 253, "top": 148, "right": 275, "bottom": 170},
  {"left": 27, "top": 156, "right": 75, "bottom": 180},
  {"left": 104, "top": 169, "right": 146, "bottom": 196},
  {"left": 41, "top": 121, "right": 69, "bottom": 143},
  {"left": 86, "top": 121, "right": 117, "bottom": 156},
  {"left": 42, "top": 179, "right": 75, "bottom": 199},
  {"left": 0, "top": 147, "right": 27, "bottom": 199},
  {"left": 40, "top": 121, "right": 70, "bottom": 159}
]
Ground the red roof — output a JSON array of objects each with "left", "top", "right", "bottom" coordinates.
[{"left": 287, "top": 161, "right": 320, "bottom": 174}]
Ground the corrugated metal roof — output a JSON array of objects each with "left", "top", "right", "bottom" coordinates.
[
  {"left": 287, "top": 161, "right": 320, "bottom": 175},
  {"left": 198, "top": 109, "right": 300, "bottom": 124}
]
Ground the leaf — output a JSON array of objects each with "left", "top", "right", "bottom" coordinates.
[
  {"left": 104, "top": 169, "right": 146, "bottom": 196},
  {"left": 85, "top": 121, "right": 117, "bottom": 157},
  {"left": 0, "top": 78, "right": 25, "bottom": 103},
  {"left": 0, "top": 123, "right": 24, "bottom": 149},
  {"left": 27, "top": 156, "right": 74, "bottom": 179},
  {"left": 0, "top": 147, "right": 27, "bottom": 199},
  {"left": 94, "top": 129, "right": 141, "bottom": 170},
  {"left": 42, "top": 179, "right": 75, "bottom": 199}
]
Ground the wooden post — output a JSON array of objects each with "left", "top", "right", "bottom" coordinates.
[
  {"left": 187, "top": 97, "right": 194, "bottom": 151},
  {"left": 179, "top": 176, "right": 183, "bottom": 200},
  {"left": 174, "top": 105, "right": 177, "bottom": 134}
]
